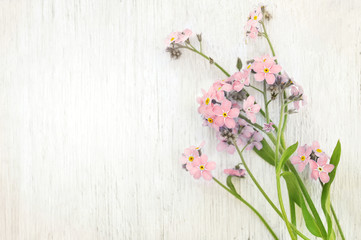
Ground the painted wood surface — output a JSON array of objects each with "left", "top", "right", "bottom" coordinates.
[{"left": 0, "top": 0, "right": 360, "bottom": 239}]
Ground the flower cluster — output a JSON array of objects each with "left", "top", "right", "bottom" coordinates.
[
  {"left": 291, "top": 141, "right": 334, "bottom": 183},
  {"left": 180, "top": 142, "right": 216, "bottom": 180},
  {"left": 197, "top": 71, "right": 264, "bottom": 154},
  {"left": 244, "top": 7, "right": 263, "bottom": 39}
]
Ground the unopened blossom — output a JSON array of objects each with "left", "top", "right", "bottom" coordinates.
[
  {"left": 237, "top": 119, "right": 255, "bottom": 145},
  {"left": 291, "top": 82, "right": 307, "bottom": 110},
  {"left": 231, "top": 70, "right": 250, "bottom": 92},
  {"left": 309, "top": 156, "right": 334, "bottom": 183},
  {"left": 291, "top": 144, "right": 312, "bottom": 172},
  {"left": 243, "top": 96, "right": 261, "bottom": 123},
  {"left": 224, "top": 168, "right": 246, "bottom": 177},
  {"left": 213, "top": 99, "right": 240, "bottom": 128},
  {"left": 188, "top": 154, "right": 216, "bottom": 180},
  {"left": 246, "top": 131, "right": 263, "bottom": 150},
  {"left": 263, "top": 122, "right": 275, "bottom": 132},
  {"left": 216, "top": 128, "right": 237, "bottom": 154},
  {"left": 253, "top": 59, "right": 282, "bottom": 84}
]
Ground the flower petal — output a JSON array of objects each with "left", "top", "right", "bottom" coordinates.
[
  {"left": 205, "top": 161, "right": 216, "bottom": 170},
  {"left": 202, "top": 170, "right": 213, "bottom": 180},
  {"left": 319, "top": 172, "right": 330, "bottom": 183}
]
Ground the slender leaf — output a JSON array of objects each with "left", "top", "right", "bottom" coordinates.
[
  {"left": 282, "top": 172, "right": 323, "bottom": 237},
  {"left": 226, "top": 175, "right": 236, "bottom": 193},
  {"left": 254, "top": 139, "right": 275, "bottom": 166},
  {"left": 276, "top": 142, "right": 298, "bottom": 174},
  {"left": 321, "top": 140, "right": 341, "bottom": 239}
]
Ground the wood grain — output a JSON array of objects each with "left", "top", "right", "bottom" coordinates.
[{"left": 0, "top": 0, "right": 360, "bottom": 239}]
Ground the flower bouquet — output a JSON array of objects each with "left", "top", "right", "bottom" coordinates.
[{"left": 166, "top": 6, "right": 344, "bottom": 240}]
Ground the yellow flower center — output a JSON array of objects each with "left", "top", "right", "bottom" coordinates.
[
  {"left": 223, "top": 112, "right": 228, "bottom": 117},
  {"left": 316, "top": 149, "right": 322, "bottom": 153},
  {"left": 263, "top": 58, "right": 267, "bottom": 62},
  {"left": 205, "top": 98, "right": 210, "bottom": 105},
  {"left": 199, "top": 165, "right": 205, "bottom": 170},
  {"left": 188, "top": 156, "right": 194, "bottom": 162},
  {"left": 247, "top": 64, "right": 251, "bottom": 69},
  {"left": 301, "top": 156, "right": 306, "bottom": 161},
  {"left": 208, "top": 118, "right": 214, "bottom": 123},
  {"left": 253, "top": 16, "right": 258, "bottom": 20},
  {"left": 318, "top": 167, "right": 323, "bottom": 171},
  {"left": 264, "top": 68, "right": 270, "bottom": 73},
  {"left": 170, "top": 37, "right": 175, "bottom": 41}
]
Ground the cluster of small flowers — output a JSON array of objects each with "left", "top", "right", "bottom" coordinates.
[
  {"left": 244, "top": 6, "right": 272, "bottom": 40},
  {"left": 197, "top": 70, "right": 263, "bottom": 154},
  {"left": 244, "top": 7, "right": 263, "bottom": 39},
  {"left": 180, "top": 142, "right": 216, "bottom": 180},
  {"left": 291, "top": 141, "right": 334, "bottom": 183}
]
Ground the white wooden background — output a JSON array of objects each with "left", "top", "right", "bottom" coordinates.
[{"left": 0, "top": 0, "right": 360, "bottom": 239}]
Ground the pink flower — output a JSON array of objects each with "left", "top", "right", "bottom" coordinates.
[
  {"left": 211, "top": 80, "right": 232, "bottom": 101},
  {"left": 197, "top": 89, "right": 214, "bottom": 117},
  {"left": 190, "top": 141, "right": 205, "bottom": 151},
  {"left": 216, "top": 140, "right": 235, "bottom": 154},
  {"left": 165, "top": 32, "right": 179, "bottom": 46},
  {"left": 202, "top": 116, "right": 219, "bottom": 131},
  {"left": 231, "top": 70, "right": 250, "bottom": 92},
  {"left": 248, "top": 6, "right": 263, "bottom": 25},
  {"left": 245, "top": 131, "right": 263, "bottom": 150},
  {"left": 177, "top": 29, "right": 192, "bottom": 43},
  {"left": 237, "top": 119, "right": 255, "bottom": 145},
  {"left": 311, "top": 141, "right": 327, "bottom": 158},
  {"left": 310, "top": 156, "right": 335, "bottom": 183},
  {"left": 247, "top": 26, "right": 259, "bottom": 39},
  {"left": 243, "top": 96, "right": 261, "bottom": 123},
  {"left": 254, "top": 55, "right": 276, "bottom": 63},
  {"left": 291, "top": 144, "right": 312, "bottom": 172},
  {"left": 213, "top": 100, "right": 240, "bottom": 128},
  {"left": 224, "top": 168, "right": 246, "bottom": 177},
  {"left": 180, "top": 147, "right": 199, "bottom": 167},
  {"left": 253, "top": 59, "right": 282, "bottom": 84},
  {"left": 263, "top": 122, "right": 275, "bottom": 132},
  {"left": 188, "top": 154, "right": 216, "bottom": 180},
  {"left": 165, "top": 29, "right": 192, "bottom": 46}
]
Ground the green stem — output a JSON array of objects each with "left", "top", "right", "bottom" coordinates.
[
  {"left": 261, "top": 21, "right": 276, "bottom": 59},
  {"left": 275, "top": 95, "right": 296, "bottom": 240},
  {"left": 234, "top": 143, "right": 282, "bottom": 216},
  {"left": 289, "top": 197, "right": 297, "bottom": 236},
  {"left": 263, "top": 81, "right": 270, "bottom": 123},
  {"left": 213, "top": 177, "right": 279, "bottom": 240},
  {"left": 331, "top": 204, "right": 346, "bottom": 240},
  {"left": 287, "top": 163, "right": 328, "bottom": 238},
  {"left": 184, "top": 45, "right": 230, "bottom": 77},
  {"left": 249, "top": 85, "right": 264, "bottom": 94},
  {"left": 234, "top": 142, "right": 310, "bottom": 240}
]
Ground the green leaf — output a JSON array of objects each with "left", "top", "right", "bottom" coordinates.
[
  {"left": 236, "top": 57, "right": 243, "bottom": 71},
  {"left": 226, "top": 175, "right": 236, "bottom": 193},
  {"left": 276, "top": 142, "right": 298, "bottom": 174},
  {"left": 321, "top": 140, "right": 341, "bottom": 239},
  {"left": 254, "top": 139, "right": 275, "bottom": 166},
  {"left": 282, "top": 172, "right": 323, "bottom": 237}
]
